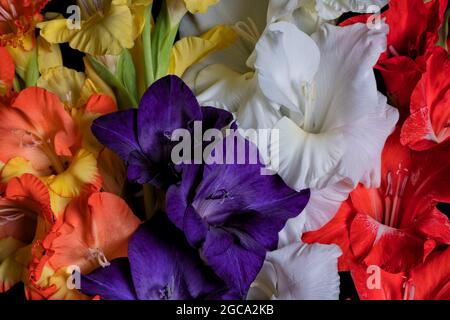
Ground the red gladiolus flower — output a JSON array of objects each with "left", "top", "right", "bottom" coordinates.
[
  {"left": 376, "top": 0, "right": 448, "bottom": 118},
  {"left": 303, "top": 129, "right": 450, "bottom": 276},
  {"left": 341, "top": 0, "right": 448, "bottom": 119},
  {"left": 401, "top": 46, "right": 450, "bottom": 150},
  {"left": 350, "top": 247, "right": 450, "bottom": 300}
]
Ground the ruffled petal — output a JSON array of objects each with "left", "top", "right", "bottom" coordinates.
[{"left": 248, "top": 242, "right": 341, "bottom": 300}]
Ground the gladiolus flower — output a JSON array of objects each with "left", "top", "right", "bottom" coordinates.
[
  {"left": 303, "top": 130, "right": 450, "bottom": 275},
  {"left": 0, "top": 174, "right": 54, "bottom": 293},
  {"left": 38, "top": 0, "right": 153, "bottom": 56},
  {"left": 401, "top": 47, "right": 450, "bottom": 150},
  {"left": 0, "top": 0, "right": 48, "bottom": 48},
  {"left": 28, "top": 191, "right": 141, "bottom": 299}
]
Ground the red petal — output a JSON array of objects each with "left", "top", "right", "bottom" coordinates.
[
  {"left": 350, "top": 264, "right": 405, "bottom": 300},
  {"left": 85, "top": 94, "right": 117, "bottom": 115},
  {"left": 350, "top": 213, "right": 425, "bottom": 273},
  {"left": 302, "top": 202, "right": 356, "bottom": 270},
  {"left": 401, "top": 47, "right": 450, "bottom": 149}
]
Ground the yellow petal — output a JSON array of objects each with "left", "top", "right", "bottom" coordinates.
[
  {"left": 31, "top": 265, "right": 89, "bottom": 300},
  {"left": 0, "top": 238, "right": 27, "bottom": 293},
  {"left": 38, "top": 19, "right": 78, "bottom": 44},
  {"left": 37, "top": 36, "right": 63, "bottom": 74},
  {"left": 169, "top": 25, "right": 237, "bottom": 77},
  {"left": 71, "top": 109, "right": 102, "bottom": 155},
  {"left": 1, "top": 157, "right": 39, "bottom": 183},
  {"left": 83, "top": 57, "right": 117, "bottom": 103},
  {"left": 129, "top": 0, "right": 153, "bottom": 38},
  {"left": 183, "top": 0, "right": 219, "bottom": 13},
  {"left": 6, "top": 35, "right": 34, "bottom": 80},
  {"left": 46, "top": 149, "right": 99, "bottom": 199},
  {"left": 37, "top": 66, "right": 86, "bottom": 107},
  {"left": 48, "top": 192, "right": 72, "bottom": 217},
  {"left": 69, "top": 4, "right": 135, "bottom": 55}
]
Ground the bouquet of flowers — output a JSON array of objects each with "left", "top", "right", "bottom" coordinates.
[{"left": 0, "top": 0, "right": 448, "bottom": 300}]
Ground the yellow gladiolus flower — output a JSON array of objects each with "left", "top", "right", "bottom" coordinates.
[{"left": 38, "top": 0, "right": 153, "bottom": 56}]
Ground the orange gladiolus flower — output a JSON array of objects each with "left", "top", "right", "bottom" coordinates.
[
  {"left": 0, "top": 173, "right": 54, "bottom": 292},
  {"left": 28, "top": 192, "right": 141, "bottom": 299}
]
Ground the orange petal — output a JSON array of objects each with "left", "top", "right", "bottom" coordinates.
[
  {"left": 0, "top": 47, "right": 14, "bottom": 96},
  {"left": 0, "top": 87, "right": 80, "bottom": 171},
  {"left": 43, "top": 192, "right": 140, "bottom": 274}
]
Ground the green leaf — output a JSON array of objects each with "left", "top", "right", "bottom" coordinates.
[
  {"left": 437, "top": 7, "right": 450, "bottom": 51},
  {"left": 116, "top": 49, "right": 139, "bottom": 104},
  {"left": 25, "top": 49, "right": 39, "bottom": 87},
  {"left": 151, "top": 0, "right": 180, "bottom": 81},
  {"left": 13, "top": 74, "right": 23, "bottom": 92},
  {"left": 87, "top": 55, "right": 138, "bottom": 109}
]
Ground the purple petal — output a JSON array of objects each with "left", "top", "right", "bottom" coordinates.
[
  {"left": 201, "top": 228, "right": 266, "bottom": 298},
  {"left": 201, "top": 106, "right": 235, "bottom": 132},
  {"left": 128, "top": 214, "right": 228, "bottom": 300},
  {"left": 166, "top": 133, "right": 310, "bottom": 296},
  {"left": 91, "top": 109, "right": 139, "bottom": 160},
  {"left": 80, "top": 259, "right": 137, "bottom": 300}
]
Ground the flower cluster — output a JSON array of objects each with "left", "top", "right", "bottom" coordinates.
[{"left": 0, "top": 0, "right": 448, "bottom": 301}]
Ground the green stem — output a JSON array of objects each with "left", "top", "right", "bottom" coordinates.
[{"left": 143, "top": 5, "right": 155, "bottom": 87}]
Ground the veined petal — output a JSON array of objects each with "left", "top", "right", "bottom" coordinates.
[
  {"left": 0, "top": 87, "right": 79, "bottom": 172},
  {"left": 38, "top": 18, "right": 78, "bottom": 44},
  {"left": 37, "top": 66, "right": 86, "bottom": 107},
  {"left": 401, "top": 47, "right": 450, "bottom": 150},
  {"left": 37, "top": 36, "right": 63, "bottom": 74},
  {"left": 39, "top": 192, "right": 140, "bottom": 275},
  {"left": 69, "top": 4, "right": 134, "bottom": 55}
]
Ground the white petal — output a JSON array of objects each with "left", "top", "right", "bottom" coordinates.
[
  {"left": 279, "top": 182, "right": 351, "bottom": 246},
  {"left": 316, "top": 0, "right": 388, "bottom": 20},
  {"left": 255, "top": 21, "right": 320, "bottom": 114},
  {"left": 268, "top": 0, "right": 329, "bottom": 35},
  {"left": 192, "top": 63, "right": 282, "bottom": 127},
  {"left": 247, "top": 242, "right": 342, "bottom": 300},
  {"left": 308, "top": 22, "right": 389, "bottom": 132},
  {"left": 193, "top": 64, "right": 253, "bottom": 111},
  {"left": 272, "top": 116, "right": 345, "bottom": 191},
  {"left": 267, "top": 23, "right": 397, "bottom": 192}
]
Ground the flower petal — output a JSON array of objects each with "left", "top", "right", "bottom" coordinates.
[
  {"left": 248, "top": 242, "right": 341, "bottom": 300},
  {"left": 255, "top": 21, "right": 320, "bottom": 114}
]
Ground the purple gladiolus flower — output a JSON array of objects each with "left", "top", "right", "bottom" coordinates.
[
  {"left": 166, "top": 134, "right": 310, "bottom": 298},
  {"left": 81, "top": 214, "right": 237, "bottom": 300},
  {"left": 91, "top": 75, "right": 234, "bottom": 188}
]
